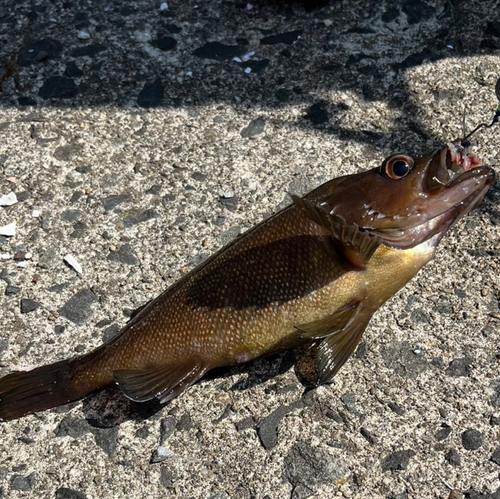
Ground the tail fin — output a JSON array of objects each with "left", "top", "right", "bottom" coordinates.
[{"left": 0, "top": 359, "right": 96, "bottom": 421}]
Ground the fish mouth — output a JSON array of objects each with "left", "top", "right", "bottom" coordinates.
[{"left": 373, "top": 143, "right": 495, "bottom": 248}]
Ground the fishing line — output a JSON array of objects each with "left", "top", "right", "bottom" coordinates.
[{"left": 461, "top": 77, "right": 500, "bottom": 144}]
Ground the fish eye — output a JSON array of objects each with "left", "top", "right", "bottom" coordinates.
[{"left": 382, "top": 154, "right": 414, "bottom": 180}]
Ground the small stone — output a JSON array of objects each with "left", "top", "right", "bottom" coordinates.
[
  {"left": 435, "top": 424, "right": 452, "bottom": 441},
  {"left": 107, "top": 245, "right": 139, "bottom": 266},
  {"left": 305, "top": 103, "right": 329, "bottom": 125},
  {"left": 137, "top": 78, "right": 164, "bottom": 108},
  {"left": 445, "top": 357, "right": 472, "bottom": 377},
  {"left": 71, "top": 44, "right": 106, "bottom": 58},
  {"left": 5, "top": 284, "right": 21, "bottom": 295},
  {"left": 160, "top": 416, "right": 177, "bottom": 443},
  {"left": 381, "top": 341, "right": 429, "bottom": 378},
  {"left": 91, "top": 426, "right": 118, "bottom": 458},
  {"left": 152, "top": 36, "right": 177, "bottom": 51},
  {"left": 191, "top": 172, "right": 207, "bottom": 182},
  {"left": 75, "top": 166, "right": 91, "bottom": 174},
  {"left": 465, "top": 487, "right": 500, "bottom": 499},
  {"left": 10, "top": 473, "right": 36, "bottom": 491},
  {"left": 0, "top": 192, "right": 17, "bottom": 206},
  {"left": 16, "top": 191, "right": 31, "bottom": 202},
  {"left": 102, "top": 324, "right": 120, "bottom": 342},
  {"left": 488, "top": 379, "right": 500, "bottom": 407},
  {"left": 193, "top": 42, "right": 246, "bottom": 61},
  {"left": 388, "top": 402, "right": 405, "bottom": 415},
  {"left": 0, "top": 337, "right": 8, "bottom": 359},
  {"left": 55, "top": 416, "right": 91, "bottom": 439},
  {"left": 20, "top": 298, "right": 41, "bottom": 313},
  {"left": 135, "top": 426, "right": 149, "bottom": 439},
  {"left": 0, "top": 221, "right": 15, "bottom": 236},
  {"left": 461, "top": 429, "right": 483, "bottom": 450},
  {"left": 159, "top": 467, "right": 173, "bottom": 488},
  {"left": 445, "top": 447, "right": 461, "bottom": 466},
  {"left": 360, "top": 427, "right": 376, "bottom": 445},
  {"left": 59, "top": 289, "right": 98, "bottom": 325},
  {"left": 240, "top": 117, "right": 265, "bottom": 138},
  {"left": 150, "top": 446, "right": 173, "bottom": 463},
  {"left": 55, "top": 488, "right": 88, "bottom": 499},
  {"left": 77, "top": 31, "right": 90, "bottom": 39},
  {"left": 17, "top": 39, "right": 63, "bottom": 66},
  {"left": 260, "top": 30, "right": 302, "bottom": 45},
  {"left": 63, "top": 254, "right": 83, "bottom": 274},
  {"left": 102, "top": 194, "right": 131, "bottom": 211},
  {"left": 64, "top": 62, "right": 83, "bottom": 78},
  {"left": 491, "top": 413, "right": 500, "bottom": 426},
  {"left": 381, "top": 450, "right": 416, "bottom": 472},
  {"left": 39, "top": 247, "right": 58, "bottom": 269},
  {"left": 39, "top": 76, "right": 78, "bottom": 99},
  {"left": 235, "top": 416, "right": 255, "bottom": 431},
  {"left": 176, "top": 413, "right": 193, "bottom": 431},
  {"left": 13, "top": 251, "right": 26, "bottom": 261},
  {"left": 61, "top": 209, "right": 82, "bottom": 223},
  {"left": 123, "top": 209, "right": 160, "bottom": 228},
  {"left": 284, "top": 442, "right": 350, "bottom": 494},
  {"left": 54, "top": 144, "right": 84, "bottom": 162},
  {"left": 220, "top": 195, "right": 238, "bottom": 212},
  {"left": 491, "top": 447, "right": 500, "bottom": 465}
]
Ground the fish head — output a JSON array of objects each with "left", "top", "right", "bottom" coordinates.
[{"left": 313, "top": 142, "right": 495, "bottom": 248}]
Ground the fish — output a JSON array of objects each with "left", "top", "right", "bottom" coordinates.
[{"left": 0, "top": 140, "right": 494, "bottom": 421}]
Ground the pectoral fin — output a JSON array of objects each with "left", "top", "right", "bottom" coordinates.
[
  {"left": 297, "top": 301, "right": 372, "bottom": 384},
  {"left": 290, "top": 194, "right": 381, "bottom": 268},
  {"left": 296, "top": 301, "right": 362, "bottom": 339},
  {"left": 114, "top": 361, "right": 208, "bottom": 403},
  {"left": 315, "top": 309, "right": 372, "bottom": 384}
]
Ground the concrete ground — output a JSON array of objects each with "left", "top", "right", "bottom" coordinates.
[{"left": 0, "top": 0, "right": 499, "bottom": 498}]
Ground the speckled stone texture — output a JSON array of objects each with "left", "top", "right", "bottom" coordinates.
[{"left": 0, "top": 0, "right": 499, "bottom": 498}]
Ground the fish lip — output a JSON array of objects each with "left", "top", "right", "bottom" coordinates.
[{"left": 426, "top": 142, "right": 483, "bottom": 189}]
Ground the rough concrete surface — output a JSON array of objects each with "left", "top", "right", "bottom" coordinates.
[{"left": 0, "top": 0, "right": 499, "bottom": 498}]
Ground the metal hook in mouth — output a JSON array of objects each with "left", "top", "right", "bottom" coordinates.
[{"left": 461, "top": 77, "right": 500, "bottom": 146}]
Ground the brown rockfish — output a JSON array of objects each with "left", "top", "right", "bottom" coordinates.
[{"left": 0, "top": 142, "right": 494, "bottom": 421}]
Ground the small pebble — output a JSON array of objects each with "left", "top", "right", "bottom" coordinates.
[
  {"left": 20, "top": 298, "right": 41, "bottom": 314},
  {"left": 32, "top": 210, "right": 40, "bottom": 218},
  {"left": 160, "top": 2, "right": 168, "bottom": 10},
  {"left": 150, "top": 446, "right": 173, "bottom": 463},
  {"left": 461, "top": 429, "right": 483, "bottom": 450},
  {"left": 0, "top": 221, "right": 16, "bottom": 236},
  {"left": 491, "top": 447, "right": 500, "bottom": 465},
  {"left": 64, "top": 254, "right": 83, "bottom": 274},
  {"left": 445, "top": 448, "right": 461, "bottom": 466},
  {"left": 77, "top": 31, "right": 90, "bottom": 39},
  {"left": 0, "top": 192, "right": 17, "bottom": 206}
]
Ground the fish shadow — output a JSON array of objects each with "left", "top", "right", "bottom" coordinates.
[{"left": 73, "top": 348, "right": 313, "bottom": 428}]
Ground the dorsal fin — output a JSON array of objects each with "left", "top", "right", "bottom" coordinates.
[{"left": 290, "top": 194, "right": 381, "bottom": 268}]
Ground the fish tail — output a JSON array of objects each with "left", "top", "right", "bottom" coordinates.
[{"left": 0, "top": 355, "right": 108, "bottom": 421}]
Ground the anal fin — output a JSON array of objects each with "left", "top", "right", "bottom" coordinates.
[
  {"left": 290, "top": 194, "right": 381, "bottom": 269},
  {"left": 114, "top": 361, "right": 208, "bottom": 404}
]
